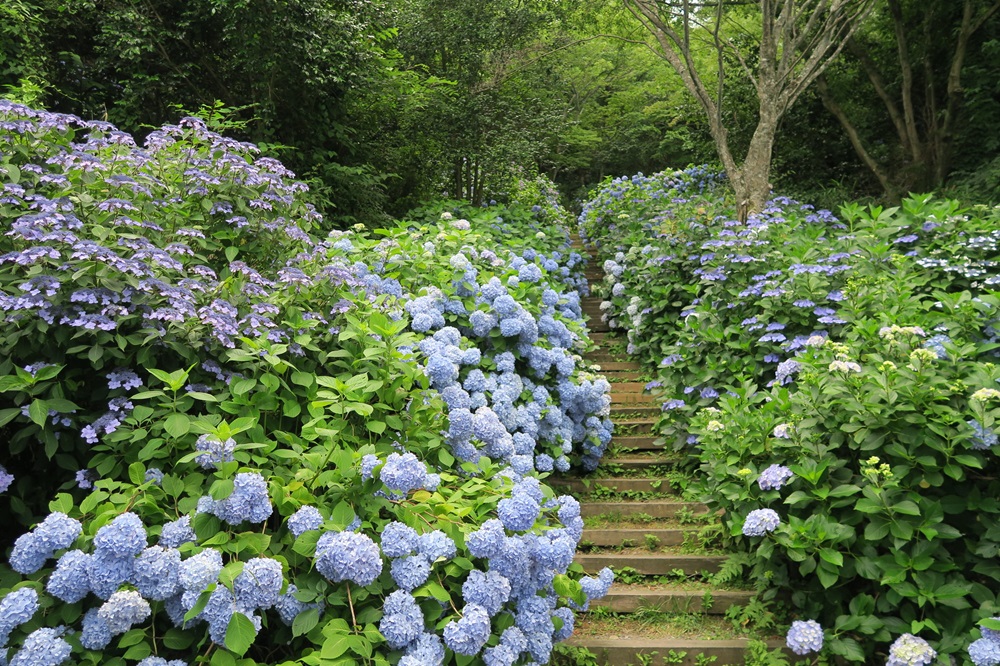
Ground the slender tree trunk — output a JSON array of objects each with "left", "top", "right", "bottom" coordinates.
[{"left": 816, "top": 75, "right": 899, "bottom": 199}]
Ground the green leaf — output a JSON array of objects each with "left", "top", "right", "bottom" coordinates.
[
  {"left": 211, "top": 649, "right": 237, "bottom": 666},
  {"left": 210, "top": 478, "right": 235, "bottom": 501},
  {"left": 225, "top": 612, "right": 257, "bottom": 656},
  {"left": 819, "top": 548, "right": 844, "bottom": 568},
  {"left": 893, "top": 500, "right": 921, "bottom": 516},
  {"left": 128, "top": 462, "right": 146, "bottom": 485},
  {"left": 230, "top": 378, "right": 257, "bottom": 397},
  {"left": 225, "top": 246, "right": 239, "bottom": 262},
  {"left": 163, "top": 413, "right": 191, "bottom": 438},
  {"left": 366, "top": 420, "right": 386, "bottom": 434},
  {"left": 321, "top": 633, "right": 351, "bottom": 660},
  {"left": 28, "top": 399, "right": 48, "bottom": 427},
  {"left": 292, "top": 608, "right": 320, "bottom": 637}
]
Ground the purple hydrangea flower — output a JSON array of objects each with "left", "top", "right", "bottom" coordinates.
[{"left": 758, "top": 464, "right": 794, "bottom": 491}]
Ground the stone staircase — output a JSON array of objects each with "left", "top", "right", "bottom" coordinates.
[{"left": 557, "top": 242, "right": 776, "bottom": 666}]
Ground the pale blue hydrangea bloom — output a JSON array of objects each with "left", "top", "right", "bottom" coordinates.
[
  {"left": 786, "top": 619, "right": 823, "bottom": 655},
  {"left": 379, "top": 590, "right": 425, "bottom": 649},
  {"left": 443, "top": 604, "right": 491, "bottom": 655},
  {"left": 743, "top": 508, "right": 780, "bottom": 537},
  {"left": 45, "top": 550, "right": 91, "bottom": 603},
  {"left": 315, "top": 531, "right": 383, "bottom": 586},
  {"left": 10, "top": 627, "right": 72, "bottom": 666},
  {"left": 287, "top": 506, "right": 323, "bottom": 537}
]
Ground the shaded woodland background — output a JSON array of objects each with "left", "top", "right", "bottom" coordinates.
[{"left": 2, "top": 0, "right": 998, "bottom": 226}]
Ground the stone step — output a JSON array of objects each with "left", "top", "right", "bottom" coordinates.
[
  {"left": 596, "top": 584, "right": 754, "bottom": 614},
  {"left": 610, "top": 393, "right": 654, "bottom": 404},
  {"left": 555, "top": 477, "right": 675, "bottom": 495},
  {"left": 580, "top": 500, "right": 709, "bottom": 519},
  {"left": 565, "top": 636, "right": 781, "bottom": 666},
  {"left": 608, "top": 435, "right": 661, "bottom": 450},
  {"left": 598, "top": 454, "right": 676, "bottom": 469},
  {"left": 605, "top": 372, "right": 644, "bottom": 382},
  {"left": 575, "top": 553, "right": 726, "bottom": 575},
  {"left": 607, "top": 382, "right": 647, "bottom": 393},
  {"left": 596, "top": 361, "right": 642, "bottom": 371},
  {"left": 608, "top": 418, "right": 656, "bottom": 433},
  {"left": 581, "top": 527, "right": 688, "bottom": 547},
  {"left": 610, "top": 405, "right": 660, "bottom": 417}
]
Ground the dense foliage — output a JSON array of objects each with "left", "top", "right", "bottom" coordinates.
[
  {"left": 0, "top": 102, "right": 615, "bottom": 666},
  {"left": 580, "top": 167, "right": 1000, "bottom": 662},
  {"left": 3, "top": 0, "right": 997, "bottom": 222}
]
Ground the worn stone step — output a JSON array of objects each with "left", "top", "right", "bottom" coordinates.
[
  {"left": 598, "top": 454, "right": 676, "bottom": 469},
  {"left": 581, "top": 527, "right": 688, "bottom": 547},
  {"left": 575, "top": 552, "right": 726, "bottom": 575},
  {"left": 606, "top": 382, "right": 647, "bottom": 393},
  {"left": 609, "top": 418, "right": 656, "bottom": 433},
  {"left": 609, "top": 435, "right": 661, "bottom": 450},
  {"left": 580, "top": 501, "right": 709, "bottom": 519},
  {"left": 554, "top": 477, "right": 675, "bottom": 495},
  {"left": 610, "top": 393, "right": 654, "bottom": 404},
  {"left": 596, "top": 585, "right": 754, "bottom": 614},
  {"left": 596, "top": 361, "right": 642, "bottom": 371},
  {"left": 565, "top": 637, "right": 780, "bottom": 666},
  {"left": 610, "top": 405, "right": 660, "bottom": 418}
]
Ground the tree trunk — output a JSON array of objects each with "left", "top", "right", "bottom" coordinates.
[
  {"left": 732, "top": 108, "right": 779, "bottom": 221},
  {"left": 816, "top": 74, "right": 899, "bottom": 200}
]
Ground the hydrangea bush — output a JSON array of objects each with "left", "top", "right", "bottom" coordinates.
[
  {"left": 579, "top": 166, "right": 1000, "bottom": 663},
  {"left": 0, "top": 101, "right": 612, "bottom": 666}
]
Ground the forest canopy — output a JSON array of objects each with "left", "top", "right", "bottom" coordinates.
[{"left": 1, "top": 0, "right": 999, "bottom": 223}]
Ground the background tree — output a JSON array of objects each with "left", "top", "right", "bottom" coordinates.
[
  {"left": 816, "top": 0, "right": 1000, "bottom": 199},
  {"left": 623, "top": 0, "right": 875, "bottom": 218}
]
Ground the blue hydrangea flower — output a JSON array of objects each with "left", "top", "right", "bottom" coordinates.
[
  {"left": 160, "top": 515, "right": 196, "bottom": 548},
  {"left": 498, "top": 494, "right": 540, "bottom": 532},
  {"left": 786, "top": 619, "right": 823, "bottom": 655},
  {"left": 137, "top": 658, "right": 188, "bottom": 666},
  {"left": 466, "top": 519, "right": 505, "bottom": 559},
  {"left": 380, "top": 590, "right": 425, "bottom": 649},
  {"left": 0, "top": 588, "right": 39, "bottom": 645},
  {"left": 0, "top": 465, "right": 13, "bottom": 493},
  {"left": 380, "top": 522, "right": 418, "bottom": 558},
  {"left": 11, "top": 627, "right": 72, "bottom": 666},
  {"left": 390, "top": 555, "right": 431, "bottom": 591},
  {"left": 144, "top": 468, "right": 164, "bottom": 485},
  {"left": 134, "top": 546, "right": 181, "bottom": 601},
  {"left": 402, "top": 632, "right": 444, "bottom": 665},
  {"left": 743, "top": 509, "right": 780, "bottom": 537},
  {"left": 417, "top": 531, "right": 456, "bottom": 561},
  {"left": 178, "top": 548, "right": 223, "bottom": 593},
  {"left": 93, "top": 512, "right": 147, "bottom": 556},
  {"left": 443, "top": 604, "right": 491, "bottom": 656},
  {"left": 380, "top": 452, "right": 428, "bottom": 495},
  {"left": 46, "top": 549, "right": 91, "bottom": 603},
  {"left": 212, "top": 472, "right": 272, "bottom": 524},
  {"left": 98, "top": 589, "right": 151, "bottom": 635},
  {"left": 969, "top": 419, "right": 998, "bottom": 450},
  {"left": 315, "top": 531, "right": 383, "bottom": 586},
  {"left": 553, "top": 606, "right": 575, "bottom": 642},
  {"left": 462, "top": 570, "right": 511, "bottom": 616},
  {"left": 288, "top": 506, "right": 324, "bottom": 537},
  {"left": 969, "top": 637, "right": 1000, "bottom": 666},
  {"left": 757, "top": 464, "right": 794, "bottom": 491},
  {"left": 194, "top": 434, "right": 236, "bottom": 469},
  {"left": 578, "top": 567, "right": 614, "bottom": 608},
  {"left": 887, "top": 633, "right": 937, "bottom": 666},
  {"left": 80, "top": 607, "right": 113, "bottom": 650},
  {"left": 9, "top": 512, "right": 82, "bottom": 574},
  {"left": 87, "top": 550, "right": 135, "bottom": 599},
  {"left": 234, "top": 557, "right": 284, "bottom": 610}
]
